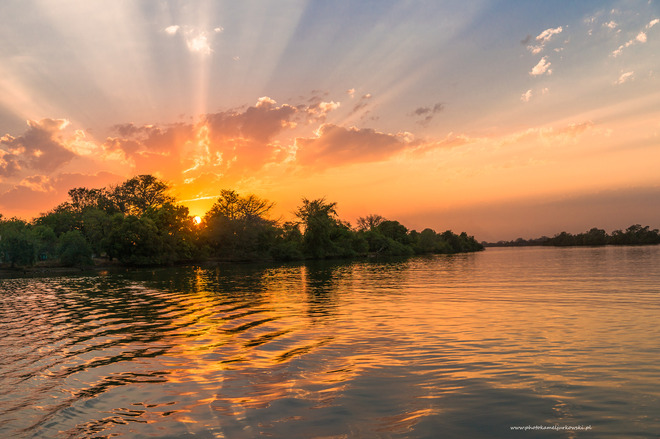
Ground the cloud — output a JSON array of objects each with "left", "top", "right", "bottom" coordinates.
[
  {"left": 409, "top": 133, "right": 476, "bottom": 155},
  {"left": 0, "top": 149, "right": 21, "bottom": 177},
  {"left": 350, "top": 93, "right": 372, "bottom": 115},
  {"left": 615, "top": 71, "right": 634, "bottom": 84},
  {"left": 0, "top": 118, "right": 76, "bottom": 174},
  {"left": 204, "top": 97, "right": 297, "bottom": 143},
  {"left": 536, "top": 26, "right": 563, "bottom": 44},
  {"left": 521, "top": 89, "right": 533, "bottom": 102},
  {"left": 603, "top": 21, "right": 618, "bottom": 29},
  {"left": 20, "top": 174, "right": 53, "bottom": 192},
  {"left": 186, "top": 33, "right": 211, "bottom": 55},
  {"left": 102, "top": 97, "right": 303, "bottom": 187},
  {"left": 411, "top": 102, "right": 444, "bottom": 125},
  {"left": 612, "top": 19, "right": 656, "bottom": 56},
  {"left": 527, "top": 26, "right": 563, "bottom": 54},
  {"left": 530, "top": 57, "right": 552, "bottom": 76},
  {"left": 164, "top": 25, "right": 214, "bottom": 56},
  {"left": 295, "top": 124, "right": 411, "bottom": 169},
  {"left": 500, "top": 121, "right": 596, "bottom": 147},
  {"left": 306, "top": 100, "right": 341, "bottom": 121},
  {"left": 165, "top": 25, "right": 180, "bottom": 35},
  {"left": 346, "top": 88, "right": 356, "bottom": 98}
]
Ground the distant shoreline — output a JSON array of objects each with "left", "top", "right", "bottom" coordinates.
[{"left": 483, "top": 224, "right": 660, "bottom": 248}]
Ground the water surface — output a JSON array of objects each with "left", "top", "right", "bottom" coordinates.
[{"left": 1, "top": 246, "right": 659, "bottom": 438}]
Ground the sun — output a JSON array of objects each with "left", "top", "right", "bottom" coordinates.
[{"left": 193, "top": 216, "right": 202, "bottom": 225}]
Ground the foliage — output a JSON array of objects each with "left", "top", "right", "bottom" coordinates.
[
  {"left": 356, "top": 214, "right": 385, "bottom": 231},
  {"left": 544, "top": 224, "right": 660, "bottom": 247},
  {"left": 203, "top": 190, "right": 277, "bottom": 260},
  {"left": 2, "top": 174, "right": 486, "bottom": 267},
  {"left": 57, "top": 230, "right": 93, "bottom": 267},
  {"left": 0, "top": 218, "right": 36, "bottom": 267},
  {"left": 484, "top": 224, "right": 660, "bottom": 247}
]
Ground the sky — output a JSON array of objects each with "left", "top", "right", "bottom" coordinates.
[{"left": 1, "top": 0, "right": 659, "bottom": 241}]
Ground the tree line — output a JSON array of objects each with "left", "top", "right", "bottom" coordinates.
[
  {"left": 484, "top": 225, "right": 660, "bottom": 247},
  {"left": 0, "top": 175, "right": 483, "bottom": 268}
]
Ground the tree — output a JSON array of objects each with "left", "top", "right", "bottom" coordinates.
[
  {"left": 295, "top": 198, "right": 340, "bottom": 259},
  {"left": 0, "top": 218, "right": 36, "bottom": 267},
  {"left": 416, "top": 228, "right": 440, "bottom": 253},
  {"left": 206, "top": 189, "right": 274, "bottom": 220},
  {"left": 203, "top": 190, "right": 277, "bottom": 260},
  {"left": 356, "top": 214, "right": 385, "bottom": 231},
  {"left": 66, "top": 187, "right": 107, "bottom": 213},
  {"left": 270, "top": 221, "right": 304, "bottom": 261},
  {"left": 108, "top": 175, "right": 175, "bottom": 216},
  {"left": 31, "top": 225, "right": 57, "bottom": 261},
  {"left": 144, "top": 202, "right": 199, "bottom": 262},
  {"left": 106, "top": 215, "right": 164, "bottom": 265},
  {"left": 581, "top": 228, "right": 608, "bottom": 246},
  {"left": 57, "top": 230, "right": 93, "bottom": 267},
  {"left": 376, "top": 220, "right": 410, "bottom": 245}
]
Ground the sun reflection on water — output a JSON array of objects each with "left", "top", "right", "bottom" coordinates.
[{"left": 1, "top": 247, "right": 660, "bottom": 437}]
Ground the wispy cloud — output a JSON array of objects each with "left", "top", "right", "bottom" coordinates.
[
  {"left": 186, "top": 33, "right": 211, "bottom": 55},
  {"left": 411, "top": 102, "right": 444, "bottom": 125},
  {"left": 612, "top": 18, "right": 657, "bottom": 56},
  {"left": 615, "top": 71, "right": 634, "bottom": 85},
  {"left": 164, "top": 25, "right": 216, "bottom": 56},
  {"left": 350, "top": 93, "right": 372, "bottom": 115},
  {"left": 165, "top": 25, "right": 180, "bottom": 35},
  {"left": 521, "top": 90, "right": 532, "bottom": 102},
  {"left": 526, "top": 26, "right": 563, "bottom": 54},
  {"left": 530, "top": 57, "right": 552, "bottom": 76}
]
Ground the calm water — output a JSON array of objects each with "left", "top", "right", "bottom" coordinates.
[{"left": 1, "top": 246, "right": 660, "bottom": 438}]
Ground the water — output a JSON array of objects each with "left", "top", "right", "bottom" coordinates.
[{"left": 1, "top": 246, "right": 660, "bottom": 438}]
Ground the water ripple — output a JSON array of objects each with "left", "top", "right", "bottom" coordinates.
[{"left": 1, "top": 248, "right": 660, "bottom": 437}]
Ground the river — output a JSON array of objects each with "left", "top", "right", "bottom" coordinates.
[{"left": 1, "top": 246, "right": 659, "bottom": 438}]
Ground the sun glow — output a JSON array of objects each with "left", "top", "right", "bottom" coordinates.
[{"left": 193, "top": 216, "right": 202, "bottom": 225}]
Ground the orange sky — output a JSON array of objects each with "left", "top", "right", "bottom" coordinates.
[{"left": 1, "top": 1, "right": 659, "bottom": 241}]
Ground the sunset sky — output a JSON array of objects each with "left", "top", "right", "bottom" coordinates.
[{"left": 1, "top": 0, "right": 659, "bottom": 241}]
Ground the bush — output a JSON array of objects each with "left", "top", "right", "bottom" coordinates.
[{"left": 57, "top": 230, "right": 93, "bottom": 267}]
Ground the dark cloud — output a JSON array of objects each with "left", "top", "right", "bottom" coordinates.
[
  {"left": 204, "top": 99, "right": 297, "bottom": 143},
  {"left": 295, "top": 124, "right": 408, "bottom": 169},
  {"left": 0, "top": 149, "right": 21, "bottom": 177},
  {"left": 0, "top": 118, "right": 76, "bottom": 174},
  {"left": 103, "top": 137, "right": 141, "bottom": 158},
  {"left": 351, "top": 93, "right": 372, "bottom": 115},
  {"left": 411, "top": 103, "right": 444, "bottom": 125},
  {"left": 521, "top": 34, "right": 532, "bottom": 45}
]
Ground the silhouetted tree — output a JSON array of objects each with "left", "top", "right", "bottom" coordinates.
[
  {"left": 356, "top": 214, "right": 385, "bottom": 231},
  {"left": 203, "top": 190, "right": 277, "bottom": 260},
  {"left": 295, "top": 198, "right": 349, "bottom": 259}
]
